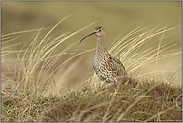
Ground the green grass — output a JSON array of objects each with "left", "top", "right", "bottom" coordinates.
[{"left": 1, "top": 17, "right": 182, "bottom": 122}]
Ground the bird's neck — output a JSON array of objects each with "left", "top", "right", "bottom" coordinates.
[{"left": 95, "top": 36, "right": 107, "bottom": 56}]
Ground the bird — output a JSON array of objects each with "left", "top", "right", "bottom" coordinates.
[{"left": 80, "top": 26, "right": 128, "bottom": 83}]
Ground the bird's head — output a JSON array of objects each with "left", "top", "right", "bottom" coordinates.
[
  {"left": 94, "top": 26, "right": 105, "bottom": 37},
  {"left": 79, "top": 26, "right": 105, "bottom": 43}
]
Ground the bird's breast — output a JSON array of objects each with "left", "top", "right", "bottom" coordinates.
[{"left": 93, "top": 55, "right": 115, "bottom": 81}]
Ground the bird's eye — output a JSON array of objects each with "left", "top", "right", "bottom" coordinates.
[{"left": 99, "top": 30, "right": 101, "bottom": 32}]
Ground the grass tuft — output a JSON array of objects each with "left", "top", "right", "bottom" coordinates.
[{"left": 43, "top": 77, "right": 181, "bottom": 122}]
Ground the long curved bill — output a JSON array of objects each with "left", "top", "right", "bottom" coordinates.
[{"left": 79, "top": 32, "right": 96, "bottom": 43}]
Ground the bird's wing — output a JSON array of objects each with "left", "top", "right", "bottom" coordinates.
[{"left": 107, "top": 54, "right": 127, "bottom": 76}]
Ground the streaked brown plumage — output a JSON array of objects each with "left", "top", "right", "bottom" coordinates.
[{"left": 80, "top": 26, "right": 128, "bottom": 83}]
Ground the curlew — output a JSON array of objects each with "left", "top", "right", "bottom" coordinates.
[{"left": 80, "top": 26, "right": 128, "bottom": 83}]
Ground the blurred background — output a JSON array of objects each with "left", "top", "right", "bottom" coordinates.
[{"left": 1, "top": 1, "right": 182, "bottom": 91}]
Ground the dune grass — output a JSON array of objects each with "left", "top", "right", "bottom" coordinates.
[
  {"left": 44, "top": 78, "right": 182, "bottom": 122},
  {"left": 1, "top": 17, "right": 182, "bottom": 122}
]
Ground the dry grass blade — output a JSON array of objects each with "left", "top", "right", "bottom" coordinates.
[
  {"left": 154, "top": 21, "right": 168, "bottom": 82},
  {"left": 102, "top": 90, "right": 117, "bottom": 122},
  {"left": 2, "top": 28, "right": 48, "bottom": 38},
  {"left": 76, "top": 101, "right": 109, "bottom": 122},
  {"left": 175, "top": 94, "right": 182, "bottom": 111},
  {"left": 143, "top": 106, "right": 175, "bottom": 122}
]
